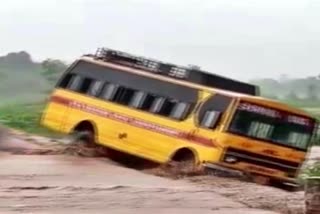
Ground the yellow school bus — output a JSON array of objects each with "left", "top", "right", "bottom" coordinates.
[{"left": 40, "top": 48, "right": 317, "bottom": 187}]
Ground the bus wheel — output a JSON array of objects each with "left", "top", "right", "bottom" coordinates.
[
  {"left": 71, "top": 121, "right": 95, "bottom": 147},
  {"left": 251, "top": 174, "right": 270, "bottom": 186},
  {"left": 168, "top": 148, "right": 200, "bottom": 176},
  {"left": 67, "top": 121, "right": 109, "bottom": 157}
]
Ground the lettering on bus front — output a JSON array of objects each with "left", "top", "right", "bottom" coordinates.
[
  {"left": 238, "top": 103, "right": 281, "bottom": 118},
  {"left": 237, "top": 102, "right": 313, "bottom": 127}
]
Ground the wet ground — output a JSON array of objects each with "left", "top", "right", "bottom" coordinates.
[{"left": 1, "top": 128, "right": 316, "bottom": 214}]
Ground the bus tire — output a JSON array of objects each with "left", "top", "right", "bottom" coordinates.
[
  {"left": 249, "top": 173, "right": 271, "bottom": 186},
  {"left": 168, "top": 148, "right": 200, "bottom": 176},
  {"left": 71, "top": 121, "right": 96, "bottom": 147}
]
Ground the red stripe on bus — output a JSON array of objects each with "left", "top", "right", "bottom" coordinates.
[{"left": 50, "top": 95, "right": 217, "bottom": 148}]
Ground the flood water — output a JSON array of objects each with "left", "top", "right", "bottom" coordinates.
[{"left": 1, "top": 129, "right": 315, "bottom": 214}]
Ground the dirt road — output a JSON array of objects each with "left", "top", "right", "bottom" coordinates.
[{"left": 0, "top": 131, "right": 284, "bottom": 214}]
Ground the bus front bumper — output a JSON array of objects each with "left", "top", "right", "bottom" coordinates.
[{"left": 202, "top": 162, "right": 300, "bottom": 187}]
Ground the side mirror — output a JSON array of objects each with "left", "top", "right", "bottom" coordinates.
[{"left": 200, "top": 110, "right": 222, "bottom": 129}]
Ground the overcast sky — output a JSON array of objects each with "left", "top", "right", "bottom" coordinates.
[{"left": 0, "top": 0, "right": 318, "bottom": 81}]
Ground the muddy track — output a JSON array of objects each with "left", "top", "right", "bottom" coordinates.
[
  {"left": 1, "top": 129, "right": 311, "bottom": 214},
  {"left": 140, "top": 165, "right": 305, "bottom": 214}
]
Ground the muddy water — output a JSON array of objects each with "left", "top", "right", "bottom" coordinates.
[
  {"left": 0, "top": 130, "right": 313, "bottom": 214},
  {"left": 0, "top": 145, "right": 279, "bottom": 214}
]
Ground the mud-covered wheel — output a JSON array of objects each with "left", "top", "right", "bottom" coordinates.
[
  {"left": 64, "top": 121, "right": 107, "bottom": 157},
  {"left": 250, "top": 173, "right": 271, "bottom": 186},
  {"left": 71, "top": 130, "right": 95, "bottom": 147},
  {"left": 70, "top": 121, "right": 96, "bottom": 147},
  {"left": 166, "top": 148, "right": 202, "bottom": 176}
]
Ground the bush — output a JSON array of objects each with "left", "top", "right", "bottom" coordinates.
[{"left": 299, "top": 162, "right": 320, "bottom": 185}]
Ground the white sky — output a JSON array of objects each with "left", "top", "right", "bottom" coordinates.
[{"left": 0, "top": 0, "right": 318, "bottom": 81}]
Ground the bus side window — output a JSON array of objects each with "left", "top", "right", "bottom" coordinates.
[
  {"left": 87, "top": 80, "right": 104, "bottom": 97},
  {"left": 130, "top": 91, "right": 148, "bottom": 108},
  {"left": 158, "top": 99, "right": 177, "bottom": 117},
  {"left": 113, "top": 87, "right": 136, "bottom": 105},
  {"left": 148, "top": 97, "right": 191, "bottom": 120},
  {"left": 58, "top": 73, "right": 75, "bottom": 88},
  {"left": 197, "top": 94, "right": 233, "bottom": 129},
  {"left": 149, "top": 97, "right": 166, "bottom": 113},
  {"left": 170, "top": 102, "right": 190, "bottom": 120},
  {"left": 78, "top": 77, "right": 95, "bottom": 94},
  {"left": 68, "top": 75, "right": 82, "bottom": 91},
  {"left": 200, "top": 110, "right": 221, "bottom": 128},
  {"left": 100, "top": 83, "right": 119, "bottom": 101},
  {"left": 141, "top": 94, "right": 157, "bottom": 110}
]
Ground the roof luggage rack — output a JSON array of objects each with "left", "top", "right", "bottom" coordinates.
[{"left": 87, "top": 47, "right": 260, "bottom": 96}]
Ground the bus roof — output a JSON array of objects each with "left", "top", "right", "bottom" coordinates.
[
  {"left": 84, "top": 47, "right": 260, "bottom": 96},
  {"left": 79, "top": 56, "right": 313, "bottom": 118}
]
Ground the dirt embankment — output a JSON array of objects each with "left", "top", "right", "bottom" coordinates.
[{"left": 0, "top": 128, "right": 314, "bottom": 214}]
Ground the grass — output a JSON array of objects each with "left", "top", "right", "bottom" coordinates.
[{"left": 0, "top": 102, "right": 62, "bottom": 137}]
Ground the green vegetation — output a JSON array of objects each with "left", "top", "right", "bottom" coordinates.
[
  {"left": 41, "top": 58, "right": 68, "bottom": 84},
  {"left": 250, "top": 75, "right": 319, "bottom": 98},
  {"left": 0, "top": 51, "right": 69, "bottom": 136},
  {"left": 0, "top": 102, "right": 61, "bottom": 137},
  {"left": 250, "top": 75, "right": 320, "bottom": 109},
  {"left": 298, "top": 162, "right": 320, "bottom": 185},
  {"left": 0, "top": 51, "right": 68, "bottom": 107}
]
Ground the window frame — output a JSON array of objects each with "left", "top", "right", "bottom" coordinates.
[
  {"left": 87, "top": 80, "right": 104, "bottom": 97},
  {"left": 169, "top": 101, "right": 192, "bottom": 120},
  {"left": 196, "top": 94, "right": 233, "bottom": 130},
  {"left": 227, "top": 103, "right": 315, "bottom": 151},
  {"left": 199, "top": 110, "right": 222, "bottom": 129},
  {"left": 54, "top": 61, "right": 200, "bottom": 122},
  {"left": 77, "top": 77, "right": 95, "bottom": 94},
  {"left": 68, "top": 75, "right": 83, "bottom": 91}
]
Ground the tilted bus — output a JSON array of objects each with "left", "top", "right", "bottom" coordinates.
[{"left": 40, "top": 48, "right": 317, "bottom": 188}]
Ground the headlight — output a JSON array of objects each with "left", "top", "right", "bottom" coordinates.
[{"left": 225, "top": 156, "right": 238, "bottom": 163}]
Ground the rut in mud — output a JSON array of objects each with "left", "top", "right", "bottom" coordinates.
[{"left": 1, "top": 129, "right": 311, "bottom": 214}]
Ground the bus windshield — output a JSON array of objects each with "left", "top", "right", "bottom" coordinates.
[{"left": 228, "top": 101, "right": 315, "bottom": 151}]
